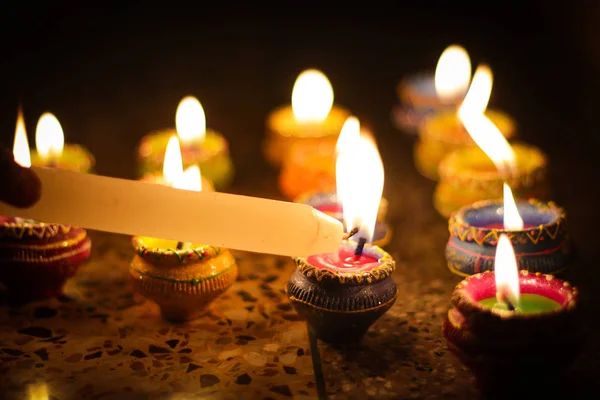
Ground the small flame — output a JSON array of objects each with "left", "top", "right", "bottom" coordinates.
[
  {"left": 173, "top": 165, "right": 202, "bottom": 192},
  {"left": 27, "top": 383, "right": 49, "bottom": 400},
  {"left": 176, "top": 96, "right": 206, "bottom": 144},
  {"left": 458, "top": 66, "right": 516, "bottom": 177},
  {"left": 336, "top": 131, "right": 384, "bottom": 243},
  {"left": 335, "top": 116, "right": 360, "bottom": 155},
  {"left": 291, "top": 69, "right": 334, "bottom": 123},
  {"left": 13, "top": 108, "right": 31, "bottom": 167},
  {"left": 503, "top": 183, "right": 524, "bottom": 230},
  {"left": 434, "top": 45, "right": 471, "bottom": 104},
  {"left": 495, "top": 234, "right": 521, "bottom": 306},
  {"left": 163, "top": 136, "right": 184, "bottom": 186},
  {"left": 35, "top": 113, "right": 64, "bottom": 161}
]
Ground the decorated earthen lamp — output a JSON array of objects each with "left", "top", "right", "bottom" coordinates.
[
  {"left": 434, "top": 66, "right": 548, "bottom": 217},
  {"left": 0, "top": 112, "right": 91, "bottom": 303},
  {"left": 393, "top": 44, "right": 471, "bottom": 136},
  {"left": 136, "top": 96, "right": 234, "bottom": 190},
  {"left": 443, "top": 235, "right": 583, "bottom": 395},
  {"left": 446, "top": 183, "right": 571, "bottom": 276},
  {"left": 287, "top": 129, "right": 397, "bottom": 344},
  {"left": 130, "top": 148, "right": 237, "bottom": 321},
  {"left": 264, "top": 69, "right": 350, "bottom": 168},
  {"left": 30, "top": 111, "right": 95, "bottom": 172},
  {"left": 414, "top": 56, "right": 517, "bottom": 181}
]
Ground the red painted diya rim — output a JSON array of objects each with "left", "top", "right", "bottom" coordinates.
[
  {"left": 449, "top": 198, "right": 567, "bottom": 246},
  {"left": 453, "top": 270, "right": 577, "bottom": 320},
  {"left": 293, "top": 241, "right": 395, "bottom": 285},
  {"left": 0, "top": 217, "right": 75, "bottom": 240},
  {"left": 131, "top": 236, "right": 223, "bottom": 267},
  {"left": 438, "top": 142, "right": 547, "bottom": 191}
]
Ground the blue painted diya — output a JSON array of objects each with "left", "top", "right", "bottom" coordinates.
[
  {"left": 446, "top": 199, "right": 571, "bottom": 276},
  {"left": 392, "top": 72, "right": 456, "bottom": 136},
  {"left": 294, "top": 191, "right": 392, "bottom": 247}
]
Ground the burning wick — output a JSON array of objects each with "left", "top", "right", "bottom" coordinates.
[
  {"left": 497, "top": 291, "right": 515, "bottom": 311},
  {"left": 354, "top": 237, "right": 367, "bottom": 258},
  {"left": 176, "top": 242, "right": 184, "bottom": 250},
  {"left": 343, "top": 227, "right": 359, "bottom": 240}
]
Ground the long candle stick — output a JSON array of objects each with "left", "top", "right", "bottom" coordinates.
[{"left": 0, "top": 167, "right": 344, "bottom": 257}]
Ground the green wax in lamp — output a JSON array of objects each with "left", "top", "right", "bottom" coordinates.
[{"left": 479, "top": 293, "right": 561, "bottom": 313}]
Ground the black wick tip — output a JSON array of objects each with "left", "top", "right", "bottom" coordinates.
[
  {"left": 176, "top": 242, "right": 184, "bottom": 250},
  {"left": 343, "top": 227, "right": 359, "bottom": 240},
  {"left": 354, "top": 237, "right": 367, "bottom": 258}
]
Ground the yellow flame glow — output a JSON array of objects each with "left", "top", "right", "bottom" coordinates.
[
  {"left": 458, "top": 65, "right": 516, "bottom": 177},
  {"left": 174, "top": 165, "right": 203, "bottom": 192},
  {"left": 291, "top": 69, "right": 334, "bottom": 123},
  {"left": 336, "top": 131, "right": 384, "bottom": 243},
  {"left": 503, "top": 183, "right": 524, "bottom": 230},
  {"left": 35, "top": 113, "right": 64, "bottom": 161},
  {"left": 459, "top": 65, "right": 493, "bottom": 116},
  {"left": 163, "top": 136, "right": 183, "bottom": 186},
  {"left": 176, "top": 96, "right": 206, "bottom": 144},
  {"left": 495, "top": 234, "right": 521, "bottom": 305},
  {"left": 27, "top": 383, "right": 49, "bottom": 400},
  {"left": 335, "top": 116, "right": 360, "bottom": 155},
  {"left": 434, "top": 45, "right": 471, "bottom": 103},
  {"left": 13, "top": 109, "right": 31, "bottom": 167}
]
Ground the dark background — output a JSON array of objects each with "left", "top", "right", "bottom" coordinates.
[{"left": 1, "top": 2, "right": 599, "bottom": 394}]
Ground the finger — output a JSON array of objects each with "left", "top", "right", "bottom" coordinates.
[{"left": 0, "top": 148, "right": 41, "bottom": 208}]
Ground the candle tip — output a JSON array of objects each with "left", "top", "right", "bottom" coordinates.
[{"left": 354, "top": 237, "right": 367, "bottom": 258}]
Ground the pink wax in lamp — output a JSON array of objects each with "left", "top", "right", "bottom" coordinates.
[{"left": 286, "top": 127, "right": 397, "bottom": 343}]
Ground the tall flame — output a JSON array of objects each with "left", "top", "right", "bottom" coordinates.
[
  {"left": 13, "top": 108, "right": 31, "bottom": 167},
  {"left": 291, "top": 69, "right": 334, "bottom": 123},
  {"left": 35, "top": 113, "right": 64, "bottom": 161},
  {"left": 434, "top": 45, "right": 471, "bottom": 104},
  {"left": 458, "top": 65, "right": 516, "bottom": 177},
  {"left": 176, "top": 96, "right": 206, "bottom": 144},
  {"left": 173, "top": 165, "right": 202, "bottom": 192},
  {"left": 336, "top": 128, "right": 384, "bottom": 243},
  {"left": 495, "top": 234, "right": 521, "bottom": 306},
  {"left": 163, "top": 136, "right": 184, "bottom": 186},
  {"left": 335, "top": 116, "right": 360, "bottom": 155},
  {"left": 503, "top": 183, "right": 524, "bottom": 230}
]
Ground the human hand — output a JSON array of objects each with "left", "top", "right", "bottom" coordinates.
[{"left": 0, "top": 147, "right": 41, "bottom": 207}]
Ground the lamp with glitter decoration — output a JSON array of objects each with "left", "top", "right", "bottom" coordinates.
[
  {"left": 29, "top": 111, "right": 95, "bottom": 172},
  {"left": 286, "top": 129, "right": 397, "bottom": 344},
  {"left": 445, "top": 182, "right": 571, "bottom": 276},
  {"left": 443, "top": 236, "right": 583, "bottom": 395},
  {"left": 0, "top": 112, "right": 91, "bottom": 303},
  {"left": 136, "top": 96, "right": 234, "bottom": 190},
  {"left": 263, "top": 69, "right": 350, "bottom": 168},
  {"left": 433, "top": 65, "right": 548, "bottom": 217},
  {"left": 393, "top": 44, "right": 473, "bottom": 136},
  {"left": 130, "top": 145, "right": 237, "bottom": 321}
]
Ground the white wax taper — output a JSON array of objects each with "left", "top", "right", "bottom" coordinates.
[{"left": 0, "top": 167, "right": 344, "bottom": 257}]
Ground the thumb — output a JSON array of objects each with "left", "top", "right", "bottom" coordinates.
[{"left": 0, "top": 147, "right": 41, "bottom": 208}]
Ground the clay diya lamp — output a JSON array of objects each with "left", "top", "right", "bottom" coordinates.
[
  {"left": 434, "top": 143, "right": 548, "bottom": 218},
  {"left": 286, "top": 240, "right": 397, "bottom": 344},
  {"left": 28, "top": 112, "right": 95, "bottom": 173},
  {"left": 393, "top": 45, "right": 471, "bottom": 136},
  {"left": 295, "top": 191, "right": 392, "bottom": 247},
  {"left": 130, "top": 236, "right": 238, "bottom": 321},
  {"left": 443, "top": 269, "right": 583, "bottom": 395},
  {"left": 264, "top": 69, "right": 349, "bottom": 168},
  {"left": 136, "top": 96, "right": 234, "bottom": 190},
  {"left": 0, "top": 217, "right": 91, "bottom": 303},
  {"left": 446, "top": 198, "right": 571, "bottom": 276},
  {"left": 415, "top": 109, "right": 516, "bottom": 180}
]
